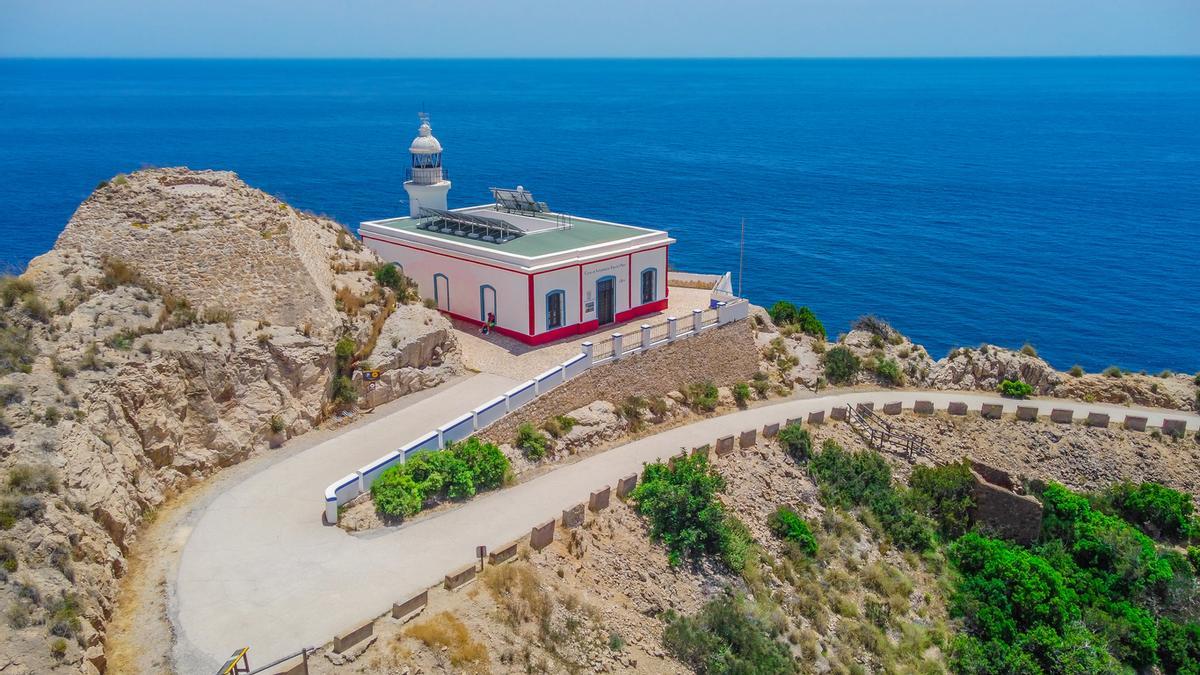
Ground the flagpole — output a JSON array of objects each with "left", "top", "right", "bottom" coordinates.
[{"left": 737, "top": 217, "right": 745, "bottom": 297}]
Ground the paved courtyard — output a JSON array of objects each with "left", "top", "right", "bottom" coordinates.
[{"left": 454, "top": 284, "right": 715, "bottom": 379}]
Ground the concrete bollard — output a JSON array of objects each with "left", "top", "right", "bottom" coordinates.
[
  {"left": 561, "top": 503, "right": 586, "bottom": 528},
  {"left": 715, "top": 435, "right": 735, "bottom": 456},
  {"left": 913, "top": 400, "right": 934, "bottom": 415},
  {"left": 1086, "top": 412, "right": 1110, "bottom": 428},
  {"left": 763, "top": 422, "right": 780, "bottom": 438},
  {"left": 1050, "top": 409, "right": 1074, "bottom": 424},
  {"left": 786, "top": 417, "right": 804, "bottom": 428},
  {"left": 807, "top": 410, "right": 824, "bottom": 424},
  {"left": 947, "top": 401, "right": 968, "bottom": 416},
  {"left": 1162, "top": 419, "right": 1187, "bottom": 437},
  {"left": 857, "top": 402, "right": 875, "bottom": 413},
  {"left": 691, "top": 444, "right": 710, "bottom": 460},
  {"left": 334, "top": 619, "right": 374, "bottom": 654},
  {"left": 882, "top": 401, "right": 902, "bottom": 415},
  {"left": 1016, "top": 406, "right": 1039, "bottom": 422},
  {"left": 488, "top": 540, "right": 520, "bottom": 565},
  {"left": 392, "top": 589, "right": 428, "bottom": 622},
  {"left": 981, "top": 403, "right": 1003, "bottom": 420},
  {"left": 530, "top": 519, "right": 555, "bottom": 550},
  {"left": 1123, "top": 415, "right": 1148, "bottom": 432},
  {"left": 615, "top": 474, "right": 638, "bottom": 498},
  {"left": 589, "top": 486, "right": 611, "bottom": 512},
  {"left": 739, "top": 429, "right": 757, "bottom": 449},
  {"left": 831, "top": 406, "right": 847, "bottom": 421},
  {"left": 444, "top": 563, "right": 477, "bottom": 591}
]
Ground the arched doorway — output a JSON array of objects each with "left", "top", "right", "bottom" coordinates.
[
  {"left": 433, "top": 273, "right": 450, "bottom": 312},
  {"left": 479, "top": 284, "right": 497, "bottom": 323}
]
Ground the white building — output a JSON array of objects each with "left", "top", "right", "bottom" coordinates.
[{"left": 360, "top": 115, "right": 675, "bottom": 345}]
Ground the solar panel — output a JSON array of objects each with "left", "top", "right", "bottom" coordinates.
[
  {"left": 491, "top": 187, "right": 548, "bottom": 214},
  {"left": 418, "top": 208, "right": 525, "bottom": 243}
]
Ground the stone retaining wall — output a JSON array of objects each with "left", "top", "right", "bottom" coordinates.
[{"left": 478, "top": 321, "right": 759, "bottom": 444}]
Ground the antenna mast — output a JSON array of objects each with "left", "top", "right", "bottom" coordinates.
[{"left": 738, "top": 217, "right": 745, "bottom": 297}]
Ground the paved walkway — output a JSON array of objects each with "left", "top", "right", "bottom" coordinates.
[{"left": 170, "top": 387, "right": 1198, "bottom": 670}]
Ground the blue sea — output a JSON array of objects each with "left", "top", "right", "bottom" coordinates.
[{"left": 1, "top": 58, "right": 1197, "bottom": 372}]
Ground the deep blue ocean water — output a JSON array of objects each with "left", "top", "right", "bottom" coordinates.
[{"left": 1, "top": 58, "right": 1197, "bottom": 372}]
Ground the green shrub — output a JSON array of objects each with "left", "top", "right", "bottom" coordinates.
[
  {"left": 906, "top": 460, "right": 976, "bottom": 539},
  {"left": 0, "top": 321, "right": 36, "bottom": 376},
  {"left": 681, "top": 381, "right": 719, "bottom": 412},
  {"left": 767, "top": 505, "right": 817, "bottom": 556},
  {"left": 8, "top": 465, "right": 59, "bottom": 495},
  {"left": 269, "top": 414, "right": 285, "bottom": 434},
  {"left": 1101, "top": 481, "right": 1199, "bottom": 541},
  {"left": 334, "top": 336, "right": 356, "bottom": 365},
  {"left": 873, "top": 357, "right": 902, "bottom": 386},
  {"left": 630, "top": 453, "right": 746, "bottom": 569},
  {"left": 541, "top": 415, "right": 576, "bottom": 439},
  {"left": 767, "top": 301, "right": 824, "bottom": 339},
  {"left": 1069, "top": 364, "right": 1085, "bottom": 377},
  {"left": 809, "top": 441, "right": 934, "bottom": 551},
  {"left": 1103, "top": 365, "right": 1123, "bottom": 378},
  {"left": 1020, "top": 343, "right": 1039, "bottom": 357},
  {"left": 515, "top": 423, "right": 548, "bottom": 460},
  {"left": 732, "top": 382, "right": 750, "bottom": 408},
  {"left": 331, "top": 375, "right": 357, "bottom": 405},
  {"left": 823, "top": 346, "right": 860, "bottom": 385},
  {"left": 663, "top": 594, "right": 794, "bottom": 674},
  {"left": 776, "top": 423, "right": 812, "bottom": 463},
  {"left": 997, "top": 379, "right": 1034, "bottom": 398},
  {"left": 1158, "top": 617, "right": 1200, "bottom": 675},
  {"left": 372, "top": 437, "right": 510, "bottom": 519}
]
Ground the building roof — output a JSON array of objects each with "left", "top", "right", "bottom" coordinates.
[{"left": 361, "top": 203, "right": 670, "bottom": 262}]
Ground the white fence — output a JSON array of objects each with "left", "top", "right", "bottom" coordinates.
[{"left": 323, "top": 298, "right": 750, "bottom": 523}]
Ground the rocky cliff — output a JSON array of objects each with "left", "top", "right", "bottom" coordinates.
[{"left": 0, "top": 169, "right": 459, "bottom": 673}]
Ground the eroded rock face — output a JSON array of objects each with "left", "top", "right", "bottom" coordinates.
[
  {"left": 1055, "top": 372, "right": 1197, "bottom": 412},
  {"left": 0, "top": 168, "right": 458, "bottom": 673},
  {"left": 925, "top": 345, "right": 1062, "bottom": 394}
]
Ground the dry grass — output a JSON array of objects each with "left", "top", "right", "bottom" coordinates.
[
  {"left": 334, "top": 286, "right": 365, "bottom": 316},
  {"left": 481, "top": 561, "right": 552, "bottom": 628},
  {"left": 404, "top": 611, "right": 490, "bottom": 671}
]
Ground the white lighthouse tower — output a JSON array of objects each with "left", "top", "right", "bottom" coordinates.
[{"left": 403, "top": 113, "right": 451, "bottom": 217}]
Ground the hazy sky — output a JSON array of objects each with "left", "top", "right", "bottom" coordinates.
[{"left": 1, "top": 0, "right": 1197, "bottom": 58}]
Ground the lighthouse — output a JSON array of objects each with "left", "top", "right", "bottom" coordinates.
[{"left": 403, "top": 113, "right": 451, "bottom": 217}]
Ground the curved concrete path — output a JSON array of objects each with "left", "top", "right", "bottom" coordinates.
[{"left": 171, "top": 388, "right": 1198, "bottom": 670}]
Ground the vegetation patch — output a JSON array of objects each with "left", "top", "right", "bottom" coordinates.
[
  {"left": 823, "top": 346, "right": 860, "bottom": 385},
  {"left": 767, "top": 505, "right": 818, "bottom": 557},
  {"left": 997, "top": 379, "right": 1034, "bottom": 398},
  {"left": 663, "top": 593, "right": 795, "bottom": 674},
  {"left": 515, "top": 422, "right": 549, "bottom": 459},
  {"left": 768, "top": 301, "right": 824, "bottom": 339},
  {"left": 630, "top": 453, "right": 751, "bottom": 570},
  {"left": 404, "top": 611, "right": 490, "bottom": 671},
  {"left": 371, "top": 437, "right": 509, "bottom": 519}
]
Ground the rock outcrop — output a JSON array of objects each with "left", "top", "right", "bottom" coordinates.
[
  {"left": 0, "top": 169, "right": 459, "bottom": 673},
  {"left": 925, "top": 344, "right": 1062, "bottom": 394}
]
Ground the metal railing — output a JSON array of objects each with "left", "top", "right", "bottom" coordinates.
[
  {"left": 591, "top": 337, "right": 615, "bottom": 360},
  {"left": 845, "top": 403, "right": 931, "bottom": 460}
]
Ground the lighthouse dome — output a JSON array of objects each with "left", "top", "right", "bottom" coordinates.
[{"left": 409, "top": 118, "right": 443, "bottom": 154}]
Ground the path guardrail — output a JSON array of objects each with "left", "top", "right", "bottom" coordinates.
[{"left": 323, "top": 299, "right": 750, "bottom": 522}]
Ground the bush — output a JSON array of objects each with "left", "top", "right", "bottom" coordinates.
[
  {"left": 776, "top": 423, "right": 812, "bottom": 463},
  {"left": 0, "top": 543, "right": 16, "bottom": 573},
  {"left": 1101, "top": 481, "right": 1199, "bottom": 541},
  {"left": 1020, "top": 343, "right": 1039, "bottom": 357},
  {"left": 372, "top": 437, "right": 510, "bottom": 519},
  {"left": 269, "top": 414, "right": 285, "bottom": 434},
  {"left": 515, "top": 423, "right": 548, "bottom": 460},
  {"left": 8, "top": 465, "right": 59, "bottom": 495},
  {"left": 681, "top": 381, "right": 719, "bottom": 413},
  {"left": 767, "top": 505, "right": 817, "bottom": 556},
  {"left": 906, "top": 460, "right": 976, "bottom": 540},
  {"left": 1158, "top": 617, "right": 1200, "bottom": 674},
  {"left": 823, "top": 346, "right": 860, "bottom": 385},
  {"left": 732, "top": 382, "right": 750, "bottom": 408},
  {"left": 997, "top": 379, "right": 1034, "bottom": 398},
  {"left": 809, "top": 441, "right": 934, "bottom": 551},
  {"left": 331, "top": 375, "right": 357, "bottom": 405},
  {"left": 1103, "top": 365, "right": 1123, "bottom": 378},
  {"left": 372, "top": 470, "right": 423, "bottom": 517},
  {"left": 663, "top": 594, "right": 795, "bottom": 674},
  {"left": 630, "top": 453, "right": 746, "bottom": 569},
  {"left": 873, "top": 357, "right": 902, "bottom": 386},
  {"left": 1069, "top": 364, "right": 1085, "bottom": 377},
  {"left": 768, "top": 301, "right": 824, "bottom": 339},
  {"left": 334, "top": 336, "right": 356, "bottom": 365},
  {"left": 853, "top": 315, "right": 895, "bottom": 338},
  {"left": 541, "top": 415, "right": 576, "bottom": 439}
]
